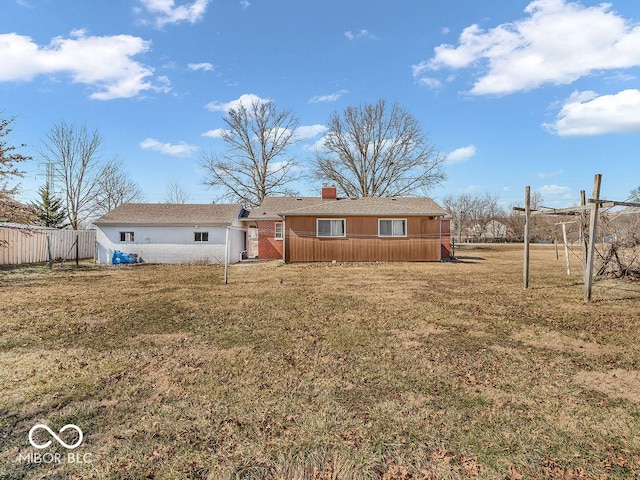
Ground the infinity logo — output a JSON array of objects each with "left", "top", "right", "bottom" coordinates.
[{"left": 28, "top": 424, "right": 83, "bottom": 450}]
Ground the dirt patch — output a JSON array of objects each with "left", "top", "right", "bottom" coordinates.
[
  {"left": 389, "top": 323, "right": 448, "bottom": 348},
  {"left": 574, "top": 369, "right": 640, "bottom": 403},
  {"left": 512, "top": 327, "right": 620, "bottom": 357}
]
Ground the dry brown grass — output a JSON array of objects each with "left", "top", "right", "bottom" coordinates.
[{"left": 1, "top": 245, "right": 639, "bottom": 479}]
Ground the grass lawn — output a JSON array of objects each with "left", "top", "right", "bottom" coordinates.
[{"left": 1, "top": 244, "right": 639, "bottom": 479}]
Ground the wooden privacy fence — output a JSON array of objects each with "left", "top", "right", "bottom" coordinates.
[{"left": 0, "top": 226, "right": 96, "bottom": 265}]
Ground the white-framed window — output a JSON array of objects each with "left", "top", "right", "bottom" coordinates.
[
  {"left": 119, "top": 231, "right": 134, "bottom": 242},
  {"left": 274, "top": 222, "right": 283, "bottom": 240},
  {"left": 194, "top": 232, "right": 209, "bottom": 242},
  {"left": 317, "top": 218, "right": 346, "bottom": 237},
  {"left": 378, "top": 218, "right": 407, "bottom": 237}
]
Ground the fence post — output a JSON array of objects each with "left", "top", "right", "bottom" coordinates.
[
  {"left": 584, "top": 174, "right": 602, "bottom": 302},
  {"left": 75, "top": 234, "right": 79, "bottom": 266},
  {"left": 523, "top": 186, "right": 531, "bottom": 289},
  {"left": 562, "top": 223, "right": 571, "bottom": 276},
  {"left": 47, "top": 235, "right": 53, "bottom": 269}
]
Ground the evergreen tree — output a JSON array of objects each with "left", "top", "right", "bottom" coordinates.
[{"left": 31, "top": 183, "right": 68, "bottom": 228}]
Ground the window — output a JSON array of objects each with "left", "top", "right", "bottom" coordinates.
[
  {"left": 274, "top": 222, "right": 283, "bottom": 240},
  {"left": 194, "top": 232, "right": 209, "bottom": 242},
  {"left": 378, "top": 219, "right": 407, "bottom": 237},
  {"left": 317, "top": 219, "right": 346, "bottom": 237},
  {"left": 120, "top": 231, "right": 134, "bottom": 242}
]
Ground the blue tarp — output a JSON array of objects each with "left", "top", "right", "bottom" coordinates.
[{"left": 112, "top": 250, "right": 138, "bottom": 264}]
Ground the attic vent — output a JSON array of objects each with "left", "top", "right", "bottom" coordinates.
[{"left": 296, "top": 198, "right": 302, "bottom": 201}]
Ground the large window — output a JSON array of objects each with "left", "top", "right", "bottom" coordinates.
[
  {"left": 378, "top": 219, "right": 407, "bottom": 237},
  {"left": 194, "top": 232, "right": 209, "bottom": 242},
  {"left": 274, "top": 222, "right": 283, "bottom": 240},
  {"left": 317, "top": 219, "right": 346, "bottom": 237},
  {"left": 119, "top": 231, "right": 134, "bottom": 242}
]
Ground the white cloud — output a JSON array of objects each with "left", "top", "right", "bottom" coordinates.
[
  {"left": 537, "top": 169, "right": 563, "bottom": 178},
  {"left": 293, "top": 125, "right": 328, "bottom": 141},
  {"left": 138, "top": 0, "right": 209, "bottom": 28},
  {"left": 188, "top": 62, "right": 214, "bottom": 71},
  {"left": 445, "top": 145, "right": 476, "bottom": 164},
  {"left": 202, "top": 124, "right": 326, "bottom": 143},
  {"left": 201, "top": 128, "right": 228, "bottom": 138},
  {"left": 536, "top": 184, "right": 572, "bottom": 199},
  {"left": 417, "top": 77, "right": 442, "bottom": 89},
  {"left": 140, "top": 138, "right": 198, "bottom": 157},
  {"left": 307, "top": 135, "right": 328, "bottom": 152},
  {"left": 344, "top": 30, "right": 377, "bottom": 41},
  {"left": 0, "top": 31, "right": 157, "bottom": 100},
  {"left": 309, "top": 89, "right": 348, "bottom": 103},
  {"left": 240, "top": 0, "right": 250, "bottom": 9},
  {"left": 545, "top": 89, "right": 640, "bottom": 136},
  {"left": 205, "top": 93, "right": 270, "bottom": 112},
  {"left": 419, "top": 0, "right": 640, "bottom": 95}
]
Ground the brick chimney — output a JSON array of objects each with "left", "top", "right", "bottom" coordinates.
[{"left": 321, "top": 185, "right": 337, "bottom": 200}]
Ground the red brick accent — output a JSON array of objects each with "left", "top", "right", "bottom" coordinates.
[
  {"left": 256, "top": 220, "right": 284, "bottom": 260},
  {"left": 321, "top": 185, "right": 337, "bottom": 200}
]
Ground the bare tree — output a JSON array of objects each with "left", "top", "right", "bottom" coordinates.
[
  {"left": 469, "top": 193, "right": 502, "bottom": 238},
  {"left": 630, "top": 186, "right": 640, "bottom": 203},
  {"left": 94, "top": 160, "right": 144, "bottom": 215},
  {"left": 443, "top": 192, "right": 505, "bottom": 241},
  {"left": 165, "top": 179, "right": 191, "bottom": 204},
  {"left": 314, "top": 99, "right": 445, "bottom": 197},
  {"left": 442, "top": 194, "right": 474, "bottom": 241},
  {"left": 506, "top": 191, "right": 544, "bottom": 240},
  {"left": 0, "top": 115, "right": 33, "bottom": 223},
  {"left": 201, "top": 100, "right": 300, "bottom": 207},
  {"left": 39, "top": 121, "right": 107, "bottom": 229}
]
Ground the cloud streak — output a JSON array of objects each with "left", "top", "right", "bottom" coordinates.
[
  {"left": 140, "top": 138, "right": 198, "bottom": 157},
  {"left": 205, "top": 93, "right": 270, "bottom": 112},
  {"left": 445, "top": 145, "right": 476, "bottom": 164},
  {"left": 309, "top": 89, "right": 348, "bottom": 104}
]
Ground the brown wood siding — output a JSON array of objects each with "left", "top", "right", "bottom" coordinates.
[{"left": 284, "top": 216, "right": 441, "bottom": 262}]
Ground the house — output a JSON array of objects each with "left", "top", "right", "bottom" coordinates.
[
  {"left": 242, "top": 186, "right": 451, "bottom": 262},
  {"left": 94, "top": 203, "right": 246, "bottom": 264},
  {"left": 241, "top": 186, "right": 340, "bottom": 259}
]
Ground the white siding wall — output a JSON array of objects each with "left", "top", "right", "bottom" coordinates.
[{"left": 96, "top": 221, "right": 245, "bottom": 264}]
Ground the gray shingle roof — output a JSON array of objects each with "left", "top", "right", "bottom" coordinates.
[
  {"left": 280, "top": 197, "right": 447, "bottom": 217},
  {"left": 243, "top": 197, "right": 333, "bottom": 220},
  {"left": 94, "top": 203, "right": 243, "bottom": 226}
]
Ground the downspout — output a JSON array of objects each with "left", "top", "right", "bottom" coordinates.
[
  {"left": 282, "top": 216, "right": 286, "bottom": 263},
  {"left": 224, "top": 225, "right": 230, "bottom": 284},
  {"left": 439, "top": 216, "right": 442, "bottom": 261}
]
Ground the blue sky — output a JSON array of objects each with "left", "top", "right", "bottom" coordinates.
[{"left": 1, "top": 0, "right": 639, "bottom": 209}]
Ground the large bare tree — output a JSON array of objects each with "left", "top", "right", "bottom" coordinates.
[
  {"left": 39, "top": 121, "right": 103, "bottom": 228},
  {"left": 94, "top": 160, "right": 144, "bottom": 215},
  {"left": 0, "top": 115, "right": 33, "bottom": 223},
  {"left": 201, "top": 100, "right": 300, "bottom": 207},
  {"left": 39, "top": 121, "right": 139, "bottom": 227},
  {"left": 314, "top": 99, "right": 445, "bottom": 197}
]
